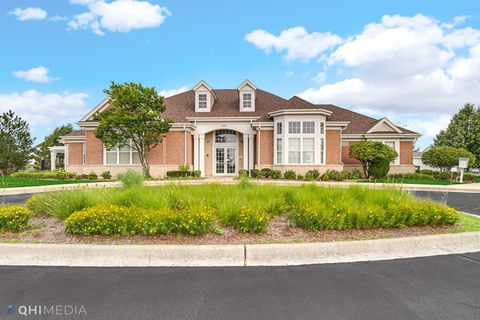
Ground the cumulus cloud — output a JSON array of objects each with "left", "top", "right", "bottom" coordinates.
[
  {"left": 0, "top": 90, "right": 89, "bottom": 138},
  {"left": 10, "top": 7, "right": 47, "bottom": 21},
  {"left": 13, "top": 66, "right": 57, "bottom": 83},
  {"left": 159, "top": 86, "right": 189, "bottom": 97},
  {"left": 245, "top": 27, "right": 342, "bottom": 61},
  {"left": 68, "top": 0, "right": 170, "bottom": 35}
]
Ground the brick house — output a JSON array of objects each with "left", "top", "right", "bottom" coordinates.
[{"left": 60, "top": 80, "right": 420, "bottom": 177}]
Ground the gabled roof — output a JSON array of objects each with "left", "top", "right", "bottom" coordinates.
[{"left": 367, "top": 118, "right": 402, "bottom": 134}]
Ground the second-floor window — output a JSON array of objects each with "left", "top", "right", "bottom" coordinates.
[
  {"left": 198, "top": 94, "right": 207, "bottom": 109},
  {"left": 243, "top": 93, "right": 252, "bottom": 108}
]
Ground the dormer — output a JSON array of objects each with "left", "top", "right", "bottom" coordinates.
[
  {"left": 193, "top": 80, "right": 217, "bottom": 112},
  {"left": 237, "top": 79, "right": 257, "bottom": 112}
]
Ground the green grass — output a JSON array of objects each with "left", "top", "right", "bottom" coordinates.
[
  {"left": 455, "top": 212, "right": 480, "bottom": 232},
  {"left": 0, "top": 177, "right": 104, "bottom": 188},
  {"left": 358, "top": 178, "right": 460, "bottom": 185}
]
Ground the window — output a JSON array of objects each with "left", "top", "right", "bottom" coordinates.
[
  {"left": 288, "top": 138, "right": 301, "bottom": 163},
  {"left": 243, "top": 93, "right": 252, "bottom": 108},
  {"left": 320, "top": 122, "right": 325, "bottom": 134},
  {"left": 276, "top": 122, "right": 282, "bottom": 134},
  {"left": 303, "top": 138, "right": 315, "bottom": 164},
  {"left": 383, "top": 141, "right": 397, "bottom": 165},
  {"left": 105, "top": 142, "right": 140, "bottom": 165},
  {"left": 198, "top": 94, "right": 207, "bottom": 109},
  {"left": 276, "top": 138, "right": 283, "bottom": 164},
  {"left": 303, "top": 121, "right": 315, "bottom": 134},
  {"left": 82, "top": 143, "right": 86, "bottom": 164},
  {"left": 319, "top": 138, "right": 325, "bottom": 164},
  {"left": 215, "top": 130, "right": 237, "bottom": 144},
  {"left": 288, "top": 121, "right": 301, "bottom": 134}
]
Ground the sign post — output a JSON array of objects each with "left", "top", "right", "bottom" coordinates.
[{"left": 458, "top": 157, "right": 469, "bottom": 183}]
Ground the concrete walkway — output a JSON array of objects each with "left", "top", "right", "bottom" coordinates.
[
  {"left": 1, "top": 178, "right": 479, "bottom": 195},
  {"left": 0, "top": 231, "right": 479, "bottom": 267}
]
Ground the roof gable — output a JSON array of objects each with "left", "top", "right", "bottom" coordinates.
[{"left": 367, "top": 118, "right": 402, "bottom": 134}]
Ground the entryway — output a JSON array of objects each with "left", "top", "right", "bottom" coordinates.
[{"left": 215, "top": 147, "right": 236, "bottom": 175}]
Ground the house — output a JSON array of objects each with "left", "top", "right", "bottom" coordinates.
[{"left": 59, "top": 80, "right": 420, "bottom": 177}]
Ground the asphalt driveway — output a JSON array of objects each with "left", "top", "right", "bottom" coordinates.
[{"left": 1, "top": 252, "right": 479, "bottom": 320}]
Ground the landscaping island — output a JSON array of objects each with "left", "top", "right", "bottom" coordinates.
[{"left": 1, "top": 173, "right": 478, "bottom": 245}]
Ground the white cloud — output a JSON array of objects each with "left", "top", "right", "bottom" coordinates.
[
  {"left": 68, "top": 0, "right": 170, "bottom": 35},
  {"left": 159, "top": 86, "right": 189, "bottom": 97},
  {"left": 49, "top": 15, "right": 68, "bottom": 22},
  {"left": 285, "top": 71, "right": 294, "bottom": 77},
  {"left": 245, "top": 27, "right": 342, "bottom": 62},
  {"left": 10, "top": 7, "right": 47, "bottom": 21},
  {"left": 0, "top": 90, "right": 89, "bottom": 138},
  {"left": 13, "top": 66, "right": 57, "bottom": 83},
  {"left": 312, "top": 72, "right": 326, "bottom": 84}
]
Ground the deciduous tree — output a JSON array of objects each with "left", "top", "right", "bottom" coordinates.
[{"left": 349, "top": 141, "right": 398, "bottom": 178}]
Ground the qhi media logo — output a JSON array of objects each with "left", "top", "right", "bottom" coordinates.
[{"left": 6, "top": 304, "right": 87, "bottom": 317}]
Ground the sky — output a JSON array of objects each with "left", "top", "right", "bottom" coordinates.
[{"left": 1, "top": 0, "right": 480, "bottom": 150}]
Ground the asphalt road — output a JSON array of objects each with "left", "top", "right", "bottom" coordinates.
[
  {"left": 1, "top": 252, "right": 479, "bottom": 320},
  {"left": 2, "top": 190, "right": 479, "bottom": 214}
]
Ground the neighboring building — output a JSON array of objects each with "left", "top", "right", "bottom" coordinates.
[
  {"left": 413, "top": 148, "right": 436, "bottom": 171},
  {"left": 60, "top": 80, "right": 420, "bottom": 177}
]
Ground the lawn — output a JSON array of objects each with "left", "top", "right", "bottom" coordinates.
[
  {"left": 358, "top": 179, "right": 461, "bottom": 185},
  {"left": 0, "top": 177, "right": 104, "bottom": 188}
]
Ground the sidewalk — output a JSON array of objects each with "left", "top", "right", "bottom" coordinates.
[{"left": 1, "top": 178, "right": 479, "bottom": 196}]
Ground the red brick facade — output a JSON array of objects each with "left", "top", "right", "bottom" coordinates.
[{"left": 326, "top": 130, "right": 342, "bottom": 164}]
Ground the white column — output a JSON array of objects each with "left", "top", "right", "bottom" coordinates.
[
  {"left": 243, "top": 134, "right": 249, "bottom": 171},
  {"left": 193, "top": 135, "right": 199, "bottom": 172},
  {"left": 199, "top": 134, "right": 205, "bottom": 177},
  {"left": 50, "top": 151, "right": 56, "bottom": 171},
  {"left": 247, "top": 134, "right": 254, "bottom": 172}
]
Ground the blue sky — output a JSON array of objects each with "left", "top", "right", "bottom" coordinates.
[{"left": 1, "top": 0, "right": 480, "bottom": 149}]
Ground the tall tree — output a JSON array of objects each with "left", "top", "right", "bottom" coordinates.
[
  {"left": 0, "top": 110, "right": 34, "bottom": 174},
  {"left": 434, "top": 103, "right": 480, "bottom": 167},
  {"left": 36, "top": 124, "right": 73, "bottom": 170},
  {"left": 95, "top": 82, "right": 173, "bottom": 177}
]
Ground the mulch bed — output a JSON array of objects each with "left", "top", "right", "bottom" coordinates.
[{"left": 0, "top": 216, "right": 462, "bottom": 245}]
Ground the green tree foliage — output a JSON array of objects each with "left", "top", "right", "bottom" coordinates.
[
  {"left": 95, "top": 82, "right": 173, "bottom": 177},
  {"left": 422, "top": 146, "right": 476, "bottom": 172},
  {"left": 434, "top": 103, "right": 480, "bottom": 168},
  {"left": 0, "top": 110, "right": 34, "bottom": 174},
  {"left": 36, "top": 124, "right": 73, "bottom": 170},
  {"left": 349, "top": 141, "right": 398, "bottom": 178}
]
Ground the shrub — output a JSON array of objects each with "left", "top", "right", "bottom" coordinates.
[
  {"left": 283, "top": 170, "right": 297, "bottom": 180},
  {"left": 166, "top": 170, "right": 192, "bottom": 178},
  {"left": 101, "top": 171, "right": 112, "bottom": 179},
  {"left": 418, "top": 169, "right": 435, "bottom": 175},
  {"left": 462, "top": 173, "right": 477, "bottom": 182},
  {"left": 118, "top": 169, "right": 144, "bottom": 188},
  {"left": 305, "top": 169, "right": 320, "bottom": 181},
  {"left": 10, "top": 170, "right": 77, "bottom": 180},
  {"left": 433, "top": 171, "right": 454, "bottom": 180},
  {"left": 422, "top": 146, "right": 476, "bottom": 172},
  {"left": 87, "top": 171, "right": 98, "bottom": 180},
  {"left": 192, "top": 170, "right": 201, "bottom": 178},
  {"left": 79, "top": 174, "right": 89, "bottom": 180},
  {"left": 238, "top": 169, "right": 249, "bottom": 178},
  {"left": 65, "top": 204, "right": 216, "bottom": 236},
  {"left": 0, "top": 205, "right": 32, "bottom": 232},
  {"left": 321, "top": 170, "right": 343, "bottom": 181},
  {"left": 270, "top": 170, "right": 282, "bottom": 179},
  {"left": 297, "top": 175, "right": 304, "bottom": 180},
  {"left": 178, "top": 163, "right": 190, "bottom": 171},
  {"left": 260, "top": 168, "right": 272, "bottom": 178},
  {"left": 388, "top": 173, "right": 435, "bottom": 180},
  {"left": 236, "top": 206, "right": 269, "bottom": 233},
  {"left": 369, "top": 159, "right": 390, "bottom": 179},
  {"left": 250, "top": 169, "right": 261, "bottom": 178},
  {"left": 349, "top": 169, "right": 363, "bottom": 180},
  {"left": 349, "top": 141, "right": 397, "bottom": 178}
]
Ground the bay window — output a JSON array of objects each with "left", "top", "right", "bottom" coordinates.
[
  {"left": 288, "top": 138, "right": 301, "bottom": 163},
  {"left": 302, "top": 138, "right": 315, "bottom": 164},
  {"left": 276, "top": 138, "right": 283, "bottom": 164}
]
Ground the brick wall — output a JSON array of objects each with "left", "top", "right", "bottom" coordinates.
[
  {"left": 165, "top": 131, "right": 187, "bottom": 165},
  {"left": 259, "top": 130, "right": 273, "bottom": 165},
  {"left": 85, "top": 130, "right": 103, "bottom": 165},
  {"left": 400, "top": 141, "right": 414, "bottom": 165},
  {"left": 341, "top": 141, "right": 362, "bottom": 165},
  {"left": 68, "top": 143, "right": 83, "bottom": 165},
  {"left": 326, "top": 130, "right": 341, "bottom": 164}
]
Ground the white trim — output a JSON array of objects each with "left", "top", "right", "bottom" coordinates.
[
  {"left": 268, "top": 109, "right": 332, "bottom": 117},
  {"left": 239, "top": 90, "right": 255, "bottom": 112},
  {"left": 103, "top": 141, "right": 140, "bottom": 166},
  {"left": 237, "top": 79, "right": 257, "bottom": 91},
  {"left": 367, "top": 118, "right": 403, "bottom": 134},
  {"left": 186, "top": 117, "right": 261, "bottom": 122},
  {"left": 79, "top": 97, "right": 109, "bottom": 122}
]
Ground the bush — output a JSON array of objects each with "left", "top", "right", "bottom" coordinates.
[
  {"left": 297, "top": 175, "right": 304, "bottom": 180},
  {"left": 87, "top": 171, "right": 98, "bottom": 180},
  {"left": 118, "top": 169, "right": 144, "bottom": 188},
  {"left": 166, "top": 170, "right": 192, "bottom": 178},
  {"left": 349, "top": 141, "right": 398, "bottom": 178},
  {"left": 388, "top": 173, "right": 435, "bottom": 180},
  {"left": 418, "top": 169, "right": 435, "bottom": 175},
  {"left": 0, "top": 205, "right": 32, "bottom": 232},
  {"left": 178, "top": 163, "right": 190, "bottom": 171},
  {"left": 369, "top": 159, "right": 390, "bottom": 179},
  {"left": 349, "top": 169, "right": 363, "bottom": 180},
  {"left": 64, "top": 204, "right": 216, "bottom": 236},
  {"left": 433, "top": 171, "right": 454, "bottom": 180},
  {"left": 250, "top": 169, "right": 261, "bottom": 178},
  {"left": 238, "top": 169, "right": 249, "bottom": 178},
  {"left": 283, "top": 170, "right": 297, "bottom": 180},
  {"left": 260, "top": 168, "right": 272, "bottom": 178},
  {"left": 462, "top": 173, "right": 477, "bottom": 182},
  {"left": 305, "top": 169, "right": 320, "bottom": 181},
  {"left": 321, "top": 170, "right": 343, "bottom": 181},
  {"left": 422, "top": 146, "right": 476, "bottom": 171},
  {"left": 192, "top": 170, "right": 201, "bottom": 178},
  {"left": 236, "top": 206, "right": 269, "bottom": 233},
  {"left": 101, "top": 171, "right": 112, "bottom": 179},
  {"left": 270, "top": 170, "right": 282, "bottom": 179},
  {"left": 10, "top": 170, "right": 77, "bottom": 180}
]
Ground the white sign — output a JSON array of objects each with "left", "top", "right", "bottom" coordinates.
[{"left": 459, "top": 157, "right": 469, "bottom": 169}]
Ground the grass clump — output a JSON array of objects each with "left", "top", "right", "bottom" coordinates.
[
  {"left": 118, "top": 169, "right": 144, "bottom": 188},
  {"left": 0, "top": 205, "right": 32, "bottom": 232}
]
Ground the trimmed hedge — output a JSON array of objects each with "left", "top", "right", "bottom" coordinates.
[
  {"left": 65, "top": 204, "right": 216, "bottom": 236},
  {"left": 283, "top": 170, "right": 297, "bottom": 180},
  {"left": 166, "top": 170, "right": 201, "bottom": 178},
  {"left": 11, "top": 170, "right": 77, "bottom": 180},
  {"left": 388, "top": 173, "right": 435, "bottom": 180},
  {"left": 305, "top": 169, "right": 320, "bottom": 181},
  {"left": 0, "top": 205, "right": 32, "bottom": 232}
]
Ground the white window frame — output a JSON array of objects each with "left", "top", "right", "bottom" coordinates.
[
  {"left": 239, "top": 90, "right": 255, "bottom": 112},
  {"left": 198, "top": 94, "right": 207, "bottom": 109},
  {"left": 104, "top": 140, "right": 141, "bottom": 165},
  {"left": 195, "top": 91, "right": 211, "bottom": 112}
]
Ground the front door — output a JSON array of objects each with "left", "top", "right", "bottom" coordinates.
[{"left": 215, "top": 147, "right": 236, "bottom": 175}]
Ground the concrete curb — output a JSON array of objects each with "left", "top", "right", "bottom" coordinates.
[
  {"left": 0, "top": 232, "right": 479, "bottom": 267},
  {"left": 1, "top": 179, "right": 479, "bottom": 196}
]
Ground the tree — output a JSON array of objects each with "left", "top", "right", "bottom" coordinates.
[
  {"left": 422, "top": 146, "right": 476, "bottom": 172},
  {"left": 95, "top": 82, "right": 173, "bottom": 177},
  {"left": 36, "top": 124, "right": 73, "bottom": 170},
  {"left": 349, "top": 141, "right": 398, "bottom": 178},
  {"left": 434, "top": 103, "right": 480, "bottom": 168},
  {"left": 0, "top": 110, "right": 34, "bottom": 174}
]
